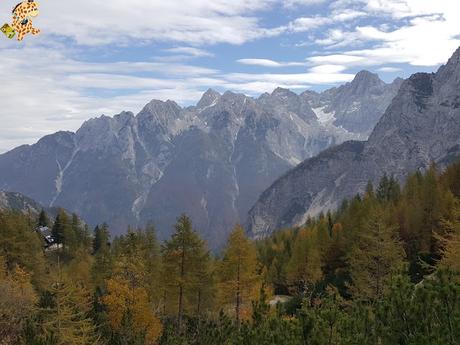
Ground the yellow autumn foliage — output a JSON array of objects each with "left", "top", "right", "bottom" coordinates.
[{"left": 103, "top": 276, "right": 162, "bottom": 344}]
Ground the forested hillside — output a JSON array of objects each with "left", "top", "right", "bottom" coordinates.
[{"left": 1, "top": 160, "right": 460, "bottom": 344}]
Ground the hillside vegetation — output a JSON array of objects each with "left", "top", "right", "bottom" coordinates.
[{"left": 1, "top": 161, "right": 460, "bottom": 344}]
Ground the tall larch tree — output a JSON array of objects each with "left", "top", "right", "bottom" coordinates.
[
  {"left": 103, "top": 256, "right": 163, "bottom": 344},
  {"left": 286, "top": 227, "right": 322, "bottom": 295},
  {"left": 0, "top": 261, "right": 38, "bottom": 344},
  {"left": 161, "top": 214, "right": 209, "bottom": 331},
  {"left": 348, "top": 210, "right": 405, "bottom": 300},
  {"left": 91, "top": 224, "right": 113, "bottom": 290},
  {"left": 437, "top": 203, "right": 460, "bottom": 276},
  {"left": 38, "top": 209, "right": 50, "bottom": 227},
  {"left": 217, "top": 224, "right": 260, "bottom": 326},
  {"left": 42, "top": 268, "right": 102, "bottom": 345}
]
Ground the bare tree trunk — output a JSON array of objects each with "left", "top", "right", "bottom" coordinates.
[
  {"left": 178, "top": 240, "right": 186, "bottom": 332},
  {"left": 163, "top": 290, "right": 167, "bottom": 317},
  {"left": 197, "top": 289, "right": 202, "bottom": 318},
  {"left": 236, "top": 255, "right": 241, "bottom": 328}
]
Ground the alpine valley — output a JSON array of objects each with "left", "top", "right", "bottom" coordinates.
[
  {"left": 0, "top": 69, "right": 402, "bottom": 248},
  {"left": 248, "top": 47, "right": 460, "bottom": 239}
]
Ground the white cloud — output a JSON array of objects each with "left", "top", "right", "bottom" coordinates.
[
  {"left": 164, "top": 47, "right": 214, "bottom": 57},
  {"left": 307, "top": 0, "right": 460, "bottom": 67},
  {"left": 308, "top": 54, "right": 367, "bottom": 65},
  {"left": 225, "top": 71, "right": 354, "bottom": 85},
  {"left": 237, "top": 58, "right": 308, "bottom": 67},
  {"left": 288, "top": 17, "right": 331, "bottom": 32},
  {"left": 0, "top": 47, "right": 219, "bottom": 152},
  {"left": 0, "top": 0, "right": 281, "bottom": 46},
  {"left": 0, "top": 44, "right": 355, "bottom": 153},
  {"left": 362, "top": 0, "right": 440, "bottom": 19},
  {"left": 287, "top": 9, "right": 365, "bottom": 33},
  {"left": 284, "top": 0, "right": 326, "bottom": 8},
  {"left": 309, "top": 64, "right": 347, "bottom": 73},
  {"left": 2, "top": 0, "right": 460, "bottom": 153},
  {"left": 377, "top": 67, "right": 402, "bottom": 73}
]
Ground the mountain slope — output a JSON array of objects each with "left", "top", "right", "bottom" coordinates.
[
  {"left": 0, "top": 191, "right": 43, "bottom": 214},
  {"left": 304, "top": 71, "right": 403, "bottom": 135},
  {"left": 247, "top": 47, "right": 460, "bottom": 239},
  {"left": 0, "top": 72, "right": 399, "bottom": 248}
]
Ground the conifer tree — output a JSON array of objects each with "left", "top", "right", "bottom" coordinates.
[
  {"left": 217, "top": 224, "right": 259, "bottom": 326},
  {"left": 286, "top": 227, "right": 322, "bottom": 295},
  {"left": 103, "top": 257, "right": 163, "bottom": 344},
  {"left": 437, "top": 210, "right": 460, "bottom": 275},
  {"left": 348, "top": 210, "right": 405, "bottom": 300},
  {"left": 161, "top": 214, "right": 209, "bottom": 330},
  {"left": 93, "top": 223, "right": 110, "bottom": 254},
  {"left": 52, "top": 209, "right": 67, "bottom": 245},
  {"left": 0, "top": 210, "right": 46, "bottom": 285},
  {"left": 92, "top": 224, "right": 113, "bottom": 290},
  {"left": 141, "top": 224, "right": 163, "bottom": 308},
  {"left": 0, "top": 262, "right": 38, "bottom": 344},
  {"left": 42, "top": 268, "right": 102, "bottom": 345},
  {"left": 38, "top": 209, "right": 50, "bottom": 227},
  {"left": 52, "top": 208, "right": 78, "bottom": 251}
]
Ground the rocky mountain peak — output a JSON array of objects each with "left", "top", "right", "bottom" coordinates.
[
  {"left": 113, "top": 111, "right": 135, "bottom": 125},
  {"left": 269, "top": 87, "right": 303, "bottom": 105},
  {"left": 271, "top": 87, "right": 296, "bottom": 97},
  {"left": 392, "top": 77, "right": 404, "bottom": 85},
  {"left": 216, "top": 91, "right": 250, "bottom": 112},
  {"left": 0, "top": 191, "right": 42, "bottom": 214},
  {"left": 444, "top": 46, "right": 460, "bottom": 68},
  {"left": 37, "top": 131, "right": 75, "bottom": 148},
  {"left": 247, "top": 47, "right": 460, "bottom": 239},
  {"left": 350, "top": 70, "right": 384, "bottom": 91},
  {"left": 0, "top": 65, "right": 407, "bottom": 249},
  {"left": 435, "top": 47, "right": 460, "bottom": 91},
  {"left": 221, "top": 90, "right": 246, "bottom": 100},
  {"left": 140, "top": 99, "right": 181, "bottom": 115},
  {"left": 137, "top": 99, "right": 183, "bottom": 131},
  {"left": 197, "top": 88, "right": 221, "bottom": 109}
]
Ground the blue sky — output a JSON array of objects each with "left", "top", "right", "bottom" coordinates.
[{"left": 1, "top": 0, "right": 459, "bottom": 152}]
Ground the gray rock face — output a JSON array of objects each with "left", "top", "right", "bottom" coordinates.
[
  {"left": 0, "top": 71, "right": 399, "bottom": 249},
  {"left": 0, "top": 191, "right": 43, "bottom": 214},
  {"left": 304, "top": 71, "right": 403, "bottom": 135},
  {"left": 247, "top": 47, "right": 460, "bottom": 239}
]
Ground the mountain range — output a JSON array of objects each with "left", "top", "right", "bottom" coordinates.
[
  {"left": 0, "top": 191, "right": 43, "bottom": 214},
  {"left": 0, "top": 70, "right": 401, "bottom": 248},
  {"left": 0, "top": 191, "right": 66, "bottom": 220},
  {"left": 248, "top": 47, "right": 460, "bottom": 239}
]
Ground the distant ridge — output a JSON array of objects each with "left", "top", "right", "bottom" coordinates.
[
  {"left": 0, "top": 71, "right": 401, "bottom": 248},
  {"left": 247, "top": 47, "right": 460, "bottom": 239}
]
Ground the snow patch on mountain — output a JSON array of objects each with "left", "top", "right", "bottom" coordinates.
[{"left": 312, "top": 106, "right": 336, "bottom": 124}]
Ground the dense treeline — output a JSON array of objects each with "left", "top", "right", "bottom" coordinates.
[{"left": 0, "top": 161, "right": 460, "bottom": 344}]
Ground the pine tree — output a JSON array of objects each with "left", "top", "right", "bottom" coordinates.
[
  {"left": 437, "top": 209, "right": 460, "bottom": 275},
  {"left": 93, "top": 223, "right": 110, "bottom": 254},
  {"left": 190, "top": 244, "right": 213, "bottom": 318},
  {"left": 0, "top": 210, "right": 46, "bottom": 286},
  {"left": 38, "top": 209, "right": 50, "bottom": 227},
  {"left": 103, "top": 259, "right": 163, "bottom": 345},
  {"left": 91, "top": 223, "right": 113, "bottom": 291},
  {"left": 42, "top": 267, "right": 102, "bottom": 345},
  {"left": 141, "top": 224, "right": 163, "bottom": 309},
  {"left": 52, "top": 209, "right": 78, "bottom": 251},
  {"left": 52, "top": 209, "right": 67, "bottom": 245},
  {"left": 0, "top": 262, "right": 38, "bottom": 344},
  {"left": 348, "top": 210, "right": 405, "bottom": 300},
  {"left": 217, "top": 224, "right": 259, "bottom": 326},
  {"left": 161, "top": 214, "right": 209, "bottom": 330},
  {"left": 376, "top": 174, "right": 401, "bottom": 204},
  {"left": 286, "top": 227, "right": 322, "bottom": 295}
]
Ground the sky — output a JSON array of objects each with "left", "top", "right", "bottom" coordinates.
[{"left": 0, "top": 0, "right": 459, "bottom": 153}]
